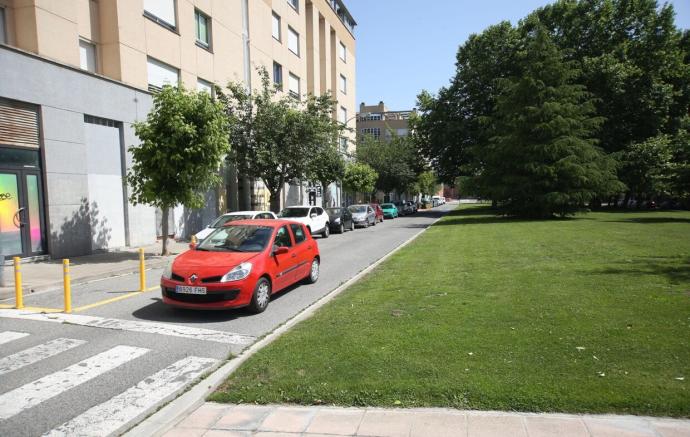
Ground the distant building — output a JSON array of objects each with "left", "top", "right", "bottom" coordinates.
[{"left": 356, "top": 101, "right": 413, "bottom": 143}]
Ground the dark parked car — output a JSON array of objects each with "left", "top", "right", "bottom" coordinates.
[
  {"left": 403, "top": 201, "right": 416, "bottom": 214},
  {"left": 370, "top": 203, "right": 384, "bottom": 223},
  {"left": 326, "top": 207, "right": 354, "bottom": 233},
  {"left": 394, "top": 201, "right": 407, "bottom": 216}
]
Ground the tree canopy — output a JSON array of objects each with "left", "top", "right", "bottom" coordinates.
[
  {"left": 127, "top": 85, "right": 229, "bottom": 253},
  {"left": 412, "top": 0, "right": 690, "bottom": 214},
  {"left": 219, "top": 69, "right": 345, "bottom": 212}
]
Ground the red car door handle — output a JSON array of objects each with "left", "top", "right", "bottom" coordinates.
[{"left": 291, "top": 253, "right": 297, "bottom": 258}]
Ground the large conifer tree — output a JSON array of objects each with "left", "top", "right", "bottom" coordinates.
[{"left": 482, "top": 28, "right": 621, "bottom": 217}]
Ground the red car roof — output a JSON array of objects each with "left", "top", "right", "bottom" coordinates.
[{"left": 222, "top": 218, "right": 298, "bottom": 228}]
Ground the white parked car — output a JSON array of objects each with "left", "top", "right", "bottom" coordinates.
[
  {"left": 279, "top": 206, "right": 330, "bottom": 238},
  {"left": 194, "top": 210, "right": 277, "bottom": 240}
]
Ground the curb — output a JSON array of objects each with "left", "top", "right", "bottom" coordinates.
[{"left": 124, "top": 206, "right": 454, "bottom": 437}]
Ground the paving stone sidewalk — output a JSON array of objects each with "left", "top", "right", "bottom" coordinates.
[
  {"left": 163, "top": 403, "right": 690, "bottom": 437},
  {"left": 0, "top": 241, "right": 187, "bottom": 300}
]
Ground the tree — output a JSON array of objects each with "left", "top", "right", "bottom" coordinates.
[
  {"left": 617, "top": 135, "right": 673, "bottom": 206},
  {"left": 219, "top": 68, "right": 344, "bottom": 212},
  {"left": 417, "top": 171, "right": 438, "bottom": 197},
  {"left": 307, "top": 144, "right": 346, "bottom": 207},
  {"left": 411, "top": 22, "right": 521, "bottom": 185},
  {"left": 357, "top": 134, "right": 418, "bottom": 196},
  {"left": 342, "top": 162, "right": 378, "bottom": 202},
  {"left": 530, "top": 0, "right": 690, "bottom": 154},
  {"left": 482, "top": 28, "right": 621, "bottom": 218},
  {"left": 127, "top": 85, "right": 229, "bottom": 254}
]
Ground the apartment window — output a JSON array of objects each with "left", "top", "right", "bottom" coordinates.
[
  {"left": 272, "top": 12, "right": 281, "bottom": 41},
  {"left": 144, "top": 0, "right": 176, "bottom": 29},
  {"left": 147, "top": 57, "right": 179, "bottom": 92},
  {"left": 339, "top": 41, "right": 346, "bottom": 62},
  {"left": 0, "top": 8, "right": 6, "bottom": 44},
  {"left": 339, "top": 106, "right": 347, "bottom": 124},
  {"left": 361, "top": 128, "right": 381, "bottom": 140},
  {"left": 273, "top": 62, "right": 283, "bottom": 89},
  {"left": 195, "top": 9, "right": 211, "bottom": 49},
  {"left": 339, "top": 137, "right": 348, "bottom": 153},
  {"left": 197, "top": 78, "right": 213, "bottom": 95},
  {"left": 288, "top": 26, "right": 299, "bottom": 56},
  {"left": 287, "top": 0, "right": 299, "bottom": 12},
  {"left": 288, "top": 73, "right": 300, "bottom": 99},
  {"left": 79, "top": 39, "right": 97, "bottom": 73},
  {"left": 339, "top": 74, "right": 347, "bottom": 94}
]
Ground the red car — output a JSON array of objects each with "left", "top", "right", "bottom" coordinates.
[
  {"left": 161, "top": 219, "right": 320, "bottom": 313},
  {"left": 370, "top": 203, "right": 384, "bottom": 223}
]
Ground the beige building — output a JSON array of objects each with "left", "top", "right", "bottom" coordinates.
[
  {"left": 0, "top": 0, "right": 355, "bottom": 259},
  {"left": 356, "top": 101, "right": 412, "bottom": 143}
]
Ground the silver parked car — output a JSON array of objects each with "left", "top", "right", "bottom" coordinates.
[{"left": 348, "top": 204, "right": 377, "bottom": 228}]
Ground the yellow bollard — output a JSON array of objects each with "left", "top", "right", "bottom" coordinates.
[
  {"left": 139, "top": 248, "right": 146, "bottom": 292},
  {"left": 14, "top": 257, "right": 23, "bottom": 309},
  {"left": 63, "top": 259, "right": 72, "bottom": 313},
  {"left": 190, "top": 235, "right": 197, "bottom": 245}
]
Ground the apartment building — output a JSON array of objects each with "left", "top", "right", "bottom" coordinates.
[
  {"left": 356, "top": 101, "right": 412, "bottom": 143},
  {"left": 0, "top": 0, "right": 356, "bottom": 259}
]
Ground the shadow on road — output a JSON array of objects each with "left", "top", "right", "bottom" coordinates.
[{"left": 130, "top": 282, "right": 301, "bottom": 324}]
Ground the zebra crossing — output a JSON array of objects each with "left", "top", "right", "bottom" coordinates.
[{"left": 0, "top": 330, "right": 219, "bottom": 436}]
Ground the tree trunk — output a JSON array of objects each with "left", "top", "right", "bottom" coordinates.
[
  {"left": 269, "top": 188, "right": 282, "bottom": 213},
  {"left": 161, "top": 206, "right": 170, "bottom": 256},
  {"left": 321, "top": 180, "right": 331, "bottom": 207},
  {"left": 623, "top": 191, "right": 631, "bottom": 209}
]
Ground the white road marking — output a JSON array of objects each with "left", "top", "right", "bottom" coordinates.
[
  {"left": 0, "top": 330, "right": 30, "bottom": 345},
  {"left": 0, "top": 345, "right": 149, "bottom": 420},
  {"left": 0, "top": 309, "right": 255, "bottom": 345},
  {"left": 44, "top": 356, "right": 219, "bottom": 437},
  {"left": 0, "top": 338, "right": 87, "bottom": 376}
]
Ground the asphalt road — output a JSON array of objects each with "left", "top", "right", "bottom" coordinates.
[{"left": 0, "top": 203, "right": 454, "bottom": 437}]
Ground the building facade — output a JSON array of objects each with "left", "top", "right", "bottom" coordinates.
[
  {"left": 356, "top": 101, "right": 411, "bottom": 143},
  {"left": 0, "top": 0, "right": 356, "bottom": 259}
]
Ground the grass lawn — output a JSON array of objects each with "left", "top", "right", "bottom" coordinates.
[{"left": 210, "top": 206, "right": 690, "bottom": 417}]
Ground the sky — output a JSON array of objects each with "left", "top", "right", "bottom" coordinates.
[{"left": 345, "top": 0, "right": 690, "bottom": 112}]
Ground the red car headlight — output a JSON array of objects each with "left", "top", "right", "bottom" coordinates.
[{"left": 220, "top": 262, "right": 253, "bottom": 282}]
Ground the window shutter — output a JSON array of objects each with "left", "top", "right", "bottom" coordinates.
[{"left": 0, "top": 100, "right": 39, "bottom": 149}]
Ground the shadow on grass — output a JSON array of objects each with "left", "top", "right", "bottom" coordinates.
[
  {"left": 603, "top": 217, "right": 690, "bottom": 225},
  {"left": 589, "top": 256, "right": 690, "bottom": 285},
  {"left": 433, "top": 206, "right": 576, "bottom": 226}
]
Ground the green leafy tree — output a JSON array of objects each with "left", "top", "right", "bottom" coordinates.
[
  {"left": 411, "top": 22, "right": 521, "bottom": 185},
  {"left": 307, "top": 144, "right": 346, "bottom": 207},
  {"left": 617, "top": 135, "right": 673, "bottom": 206},
  {"left": 482, "top": 28, "right": 621, "bottom": 218},
  {"left": 219, "top": 68, "right": 344, "bottom": 212},
  {"left": 342, "top": 162, "right": 378, "bottom": 202},
  {"left": 530, "top": 0, "right": 690, "bottom": 154},
  {"left": 417, "top": 171, "right": 438, "bottom": 197},
  {"left": 357, "top": 134, "right": 419, "bottom": 196},
  {"left": 127, "top": 85, "right": 230, "bottom": 254},
  {"left": 668, "top": 117, "right": 690, "bottom": 206}
]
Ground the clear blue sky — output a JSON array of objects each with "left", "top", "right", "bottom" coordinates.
[{"left": 346, "top": 0, "right": 690, "bottom": 112}]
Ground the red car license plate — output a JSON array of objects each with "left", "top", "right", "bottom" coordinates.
[{"left": 175, "top": 285, "right": 207, "bottom": 295}]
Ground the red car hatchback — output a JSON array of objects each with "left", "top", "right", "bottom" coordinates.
[
  {"left": 161, "top": 219, "right": 320, "bottom": 313},
  {"left": 370, "top": 203, "right": 384, "bottom": 223}
]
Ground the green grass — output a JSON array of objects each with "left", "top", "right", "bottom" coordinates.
[{"left": 210, "top": 206, "right": 690, "bottom": 417}]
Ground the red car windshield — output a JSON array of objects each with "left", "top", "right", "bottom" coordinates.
[{"left": 198, "top": 225, "right": 273, "bottom": 252}]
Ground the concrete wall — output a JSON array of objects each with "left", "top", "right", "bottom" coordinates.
[{"left": 0, "top": 45, "right": 156, "bottom": 258}]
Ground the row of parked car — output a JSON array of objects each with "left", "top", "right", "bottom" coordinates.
[
  {"left": 164, "top": 201, "right": 421, "bottom": 314},
  {"left": 194, "top": 200, "right": 420, "bottom": 241}
]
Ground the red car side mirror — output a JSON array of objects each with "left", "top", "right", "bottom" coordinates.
[
  {"left": 189, "top": 242, "right": 197, "bottom": 250},
  {"left": 273, "top": 246, "right": 289, "bottom": 255}
]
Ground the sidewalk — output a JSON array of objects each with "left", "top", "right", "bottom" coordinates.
[
  {"left": 163, "top": 403, "right": 690, "bottom": 437},
  {"left": 0, "top": 241, "right": 188, "bottom": 301}
]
